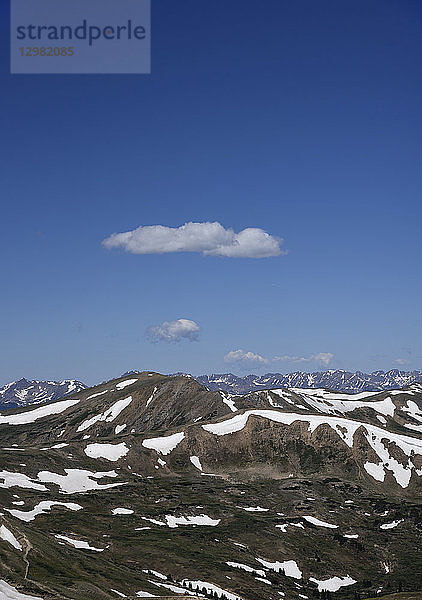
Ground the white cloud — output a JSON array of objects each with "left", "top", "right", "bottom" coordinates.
[
  {"left": 225, "top": 350, "right": 334, "bottom": 368},
  {"left": 102, "top": 221, "right": 285, "bottom": 259},
  {"left": 274, "top": 353, "right": 334, "bottom": 366},
  {"left": 312, "top": 353, "right": 334, "bottom": 366},
  {"left": 394, "top": 358, "right": 410, "bottom": 366},
  {"left": 146, "top": 319, "right": 200, "bottom": 343},
  {"left": 224, "top": 349, "right": 268, "bottom": 365}
]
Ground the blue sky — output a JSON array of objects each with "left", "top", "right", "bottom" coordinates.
[{"left": 1, "top": 0, "right": 421, "bottom": 386}]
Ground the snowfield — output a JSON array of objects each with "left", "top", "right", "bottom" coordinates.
[
  {"left": 0, "top": 580, "right": 44, "bottom": 600},
  {"left": 142, "top": 431, "right": 185, "bottom": 455},
  {"left": 6, "top": 501, "right": 82, "bottom": 522},
  {"left": 0, "top": 525, "right": 22, "bottom": 550},
  {"left": 55, "top": 534, "right": 104, "bottom": 552},
  {"left": 256, "top": 558, "right": 302, "bottom": 579},
  {"left": 37, "top": 468, "right": 123, "bottom": 494},
  {"left": 77, "top": 396, "right": 133, "bottom": 432},
  {"left": 309, "top": 575, "right": 356, "bottom": 591},
  {"left": 116, "top": 379, "right": 138, "bottom": 390},
  {"left": 84, "top": 442, "right": 129, "bottom": 461},
  {"left": 0, "top": 398, "right": 80, "bottom": 426}
]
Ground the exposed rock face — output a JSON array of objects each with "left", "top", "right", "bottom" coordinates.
[{"left": 0, "top": 373, "right": 420, "bottom": 600}]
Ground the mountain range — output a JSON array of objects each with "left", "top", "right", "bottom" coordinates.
[
  {"left": 1, "top": 370, "right": 422, "bottom": 411},
  {"left": 0, "top": 371, "right": 420, "bottom": 600},
  {"left": 195, "top": 370, "right": 422, "bottom": 395}
]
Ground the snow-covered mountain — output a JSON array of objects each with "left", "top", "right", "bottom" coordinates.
[
  {"left": 0, "top": 372, "right": 420, "bottom": 600},
  {"left": 0, "top": 378, "right": 87, "bottom": 410},
  {"left": 2, "top": 370, "right": 421, "bottom": 412},
  {"left": 196, "top": 369, "right": 422, "bottom": 394}
]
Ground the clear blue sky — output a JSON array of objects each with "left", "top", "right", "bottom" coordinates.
[{"left": 1, "top": 0, "right": 421, "bottom": 386}]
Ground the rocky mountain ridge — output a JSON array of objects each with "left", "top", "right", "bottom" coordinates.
[
  {"left": 3, "top": 369, "right": 421, "bottom": 411},
  {"left": 0, "top": 372, "right": 420, "bottom": 600},
  {"left": 195, "top": 369, "right": 422, "bottom": 395}
]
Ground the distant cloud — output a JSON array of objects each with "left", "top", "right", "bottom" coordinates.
[
  {"left": 102, "top": 221, "right": 286, "bottom": 259},
  {"left": 312, "top": 352, "right": 335, "bottom": 366},
  {"left": 224, "top": 349, "right": 268, "bottom": 365},
  {"left": 147, "top": 319, "right": 200, "bottom": 343},
  {"left": 275, "top": 352, "right": 334, "bottom": 367},
  {"left": 394, "top": 358, "right": 410, "bottom": 366},
  {"left": 225, "top": 349, "right": 334, "bottom": 368}
]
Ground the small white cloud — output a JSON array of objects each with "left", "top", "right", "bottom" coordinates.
[
  {"left": 273, "top": 355, "right": 311, "bottom": 363},
  {"left": 394, "top": 358, "right": 410, "bottom": 366},
  {"left": 146, "top": 319, "right": 200, "bottom": 343},
  {"left": 226, "top": 350, "right": 334, "bottom": 368},
  {"left": 102, "top": 221, "right": 285, "bottom": 259},
  {"left": 224, "top": 349, "right": 268, "bottom": 365},
  {"left": 312, "top": 352, "right": 334, "bottom": 366}
]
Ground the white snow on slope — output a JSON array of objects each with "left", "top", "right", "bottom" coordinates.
[
  {"left": 303, "top": 516, "right": 338, "bottom": 528},
  {"left": 190, "top": 456, "right": 203, "bottom": 471},
  {"left": 278, "top": 388, "right": 399, "bottom": 418},
  {"left": 242, "top": 506, "right": 269, "bottom": 512},
  {"left": 256, "top": 558, "right": 302, "bottom": 579},
  {"left": 148, "top": 580, "right": 189, "bottom": 595},
  {"left": 364, "top": 462, "right": 386, "bottom": 482},
  {"left": 226, "top": 562, "right": 266, "bottom": 577},
  {"left": 401, "top": 400, "right": 422, "bottom": 432},
  {"left": 0, "top": 399, "right": 80, "bottom": 426},
  {"left": 37, "top": 469, "right": 122, "bottom": 494},
  {"left": 165, "top": 514, "right": 220, "bottom": 528},
  {"left": 140, "top": 514, "right": 219, "bottom": 528},
  {"left": 309, "top": 576, "right": 356, "bottom": 592},
  {"left": 77, "top": 396, "right": 133, "bottom": 432},
  {"left": 55, "top": 534, "right": 104, "bottom": 551},
  {"left": 181, "top": 580, "right": 242, "bottom": 600},
  {"left": 112, "top": 508, "right": 134, "bottom": 515},
  {"left": 202, "top": 409, "right": 422, "bottom": 487},
  {"left": 380, "top": 519, "right": 403, "bottom": 530},
  {"left": 0, "top": 580, "right": 43, "bottom": 600},
  {"left": 0, "top": 471, "right": 47, "bottom": 492},
  {"left": 84, "top": 443, "right": 129, "bottom": 461},
  {"left": 85, "top": 390, "right": 108, "bottom": 401},
  {"left": 220, "top": 391, "right": 238, "bottom": 413},
  {"left": 146, "top": 387, "right": 158, "bottom": 408},
  {"left": 0, "top": 525, "right": 22, "bottom": 550},
  {"left": 116, "top": 379, "right": 138, "bottom": 390},
  {"left": 142, "top": 432, "right": 185, "bottom": 455},
  {"left": 6, "top": 501, "right": 82, "bottom": 522}
]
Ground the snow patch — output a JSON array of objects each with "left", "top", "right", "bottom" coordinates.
[
  {"left": 190, "top": 456, "right": 203, "bottom": 471},
  {"left": 309, "top": 576, "right": 356, "bottom": 592},
  {"left": 303, "top": 515, "right": 338, "bottom": 528},
  {"left": 256, "top": 558, "right": 302, "bottom": 579},
  {"left": 6, "top": 501, "right": 82, "bottom": 522},
  {"left": 38, "top": 469, "right": 122, "bottom": 494},
  {"left": 55, "top": 534, "right": 104, "bottom": 552},
  {"left": 142, "top": 432, "right": 185, "bottom": 456},
  {"left": 84, "top": 442, "right": 129, "bottom": 461},
  {"left": 0, "top": 525, "right": 22, "bottom": 550}
]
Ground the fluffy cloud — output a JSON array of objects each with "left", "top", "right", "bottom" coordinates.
[
  {"left": 311, "top": 353, "right": 334, "bottom": 366},
  {"left": 394, "top": 358, "right": 410, "bottom": 366},
  {"left": 225, "top": 350, "right": 334, "bottom": 367},
  {"left": 224, "top": 349, "right": 268, "bottom": 365},
  {"left": 102, "top": 221, "right": 285, "bottom": 259},
  {"left": 146, "top": 319, "right": 200, "bottom": 343}
]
